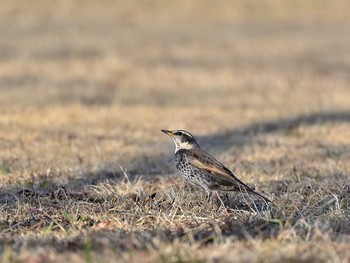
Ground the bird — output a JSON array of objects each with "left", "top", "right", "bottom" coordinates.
[{"left": 161, "top": 129, "right": 271, "bottom": 205}]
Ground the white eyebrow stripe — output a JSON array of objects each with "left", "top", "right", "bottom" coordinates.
[{"left": 175, "top": 130, "right": 193, "bottom": 138}]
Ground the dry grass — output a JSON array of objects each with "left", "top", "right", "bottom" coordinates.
[{"left": 1, "top": 0, "right": 350, "bottom": 262}]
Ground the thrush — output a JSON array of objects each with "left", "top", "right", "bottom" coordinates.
[{"left": 161, "top": 129, "right": 271, "bottom": 204}]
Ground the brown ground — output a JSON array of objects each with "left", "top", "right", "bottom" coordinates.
[{"left": 1, "top": 0, "right": 350, "bottom": 262}]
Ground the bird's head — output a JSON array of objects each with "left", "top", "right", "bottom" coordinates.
[{"left": 161, "top": 129, "right": 199, "bottom": 152}]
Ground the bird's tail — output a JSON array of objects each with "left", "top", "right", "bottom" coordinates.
[
  {"left": 233, "top": 180, "right": 272, "bottom": 203},
  {"left": 247, "top": 187, "right": 272, "bottom": 203}
]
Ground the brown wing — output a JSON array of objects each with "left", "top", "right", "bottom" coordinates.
[
  {"left": 185, "top": 149, "right": 242, "bottom": 183},
  {"left": 184, "top": 149, "right": 271, "bottom": 202},
  {"left": 189, "top": 154, "right": 236, "bottom": 184}
]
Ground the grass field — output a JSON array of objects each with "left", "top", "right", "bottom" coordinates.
[{"left": 1, "top": 0, "right": 350, "bottom": 262}]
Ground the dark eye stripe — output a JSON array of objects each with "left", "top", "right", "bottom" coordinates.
[{"left": 175, "top": 132, "right": 182, "bottom": 136}]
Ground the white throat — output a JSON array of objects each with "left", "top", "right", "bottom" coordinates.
[{"left": 174, "top": 140, "right": 194, "bottom": 153}]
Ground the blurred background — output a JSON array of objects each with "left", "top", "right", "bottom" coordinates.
[{"left": 1, "top": 0, "right": 350, "bottom": 185}]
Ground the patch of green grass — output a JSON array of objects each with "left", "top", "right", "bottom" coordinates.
[{"left": 0, "top": 162, "right": 11, "bottom": 175}]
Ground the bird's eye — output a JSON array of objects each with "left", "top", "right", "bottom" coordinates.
[{"left": 175, "top": 131, "right": 182, "bottom": 136}]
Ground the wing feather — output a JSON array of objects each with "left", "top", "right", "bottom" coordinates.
[{"left": 189, "top": 158, "right": 234, "bottom": 181}]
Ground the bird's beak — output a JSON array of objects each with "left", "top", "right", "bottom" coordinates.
[{"left": 161, "top": 129, "right": 174, "bottom": 137}]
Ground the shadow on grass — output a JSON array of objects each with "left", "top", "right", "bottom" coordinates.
[
  {"left": 1, "top": 110, "right": 350, "bottom": 191},
  {"left": 198, "top": 110, "right": 350, "bottom": 152}
]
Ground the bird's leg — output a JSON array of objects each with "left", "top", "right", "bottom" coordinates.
[
  {"left": 215, "top": 191, "right": 226, "bottom": 208},
  {"left": 203, "top": 190, "right": 212, "bottom": 209}
]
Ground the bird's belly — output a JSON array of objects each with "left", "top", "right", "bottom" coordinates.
[{"left": 175, "top": 158, "right": 212, "bottom": 189}]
